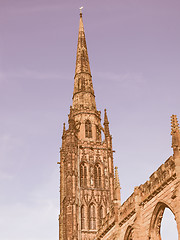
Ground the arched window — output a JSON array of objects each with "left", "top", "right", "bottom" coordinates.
[
  {"left": 98, "top": 206, "right": 103, "bottom": 227},
  {"left": 94, "top": 165, "right": 101, "bottom": 188},
  {"left": 149, "top": 202, "right": 178, "bottom": 240},
  {"left": 80, "top": 164, "right": 87, "bottom": 187},
  {"left": 81, "top": 205, "right": 85, "bottom": 229},
  {"left": 89, "top": 204, "right": 96, "bottom": 230},
  {"left": 98, "top": 166, "right": 101, "bottom": 187},
  {"left": 85, "top": 120, "right": 92, "bottom": 138}
]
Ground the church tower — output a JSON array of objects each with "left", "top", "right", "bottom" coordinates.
[{"left": 59, "top": 12, "right": 119, "bottom": 240}]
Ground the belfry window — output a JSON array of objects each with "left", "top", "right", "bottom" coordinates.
[
  {"left": 85, "top": 120, "right": 92, "bottom": 138},
  {"left": 94, "top": 165, "right": 101, "bottom": 188},
  {"left": 80, "top": 164, "right": 87, "bottom": 187},
  {"left": 89, "top": 204, "right": 96, "bottom": 230}
]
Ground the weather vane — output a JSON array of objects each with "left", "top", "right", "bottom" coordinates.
[{"left": 79, "top": 6, "right": 83, "bottom": 14}]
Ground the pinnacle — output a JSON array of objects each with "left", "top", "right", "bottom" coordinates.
[
  {"left": 115, "top": 167, "right": 120, "bottom": 189},
  {"left": 171, "top": 115, "right": 180, "bottom": 135},
  {"left": 104, "top": 109, "right": 109, "bottom": 124}
]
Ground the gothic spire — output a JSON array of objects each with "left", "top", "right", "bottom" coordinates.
[
  {"left": 72, "top": 13, "right": 96, "bottom": 111},
  {"left": 75, "top": 12, "right": 91, "bottom": 77},
  {"left": 171, "top": 115, "right": 180, "bottom": 157},
  {"left": 104, "top": 109, "right": 110, "bottom": 136},
  {"left": 114, "top": 167, "right": 121, "bottom": 205}
]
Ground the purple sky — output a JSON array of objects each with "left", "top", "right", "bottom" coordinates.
[{"left": 0, "top": 0, "right": 180, "bottom": 239}]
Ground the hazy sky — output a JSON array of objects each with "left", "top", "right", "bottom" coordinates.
[{"left": 0, "top": 0, "right": 180, "bottom": 239}]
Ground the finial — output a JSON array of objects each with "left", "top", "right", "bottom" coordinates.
[{"left": 79, "top": 6, "right": 83, "bottom": 16}]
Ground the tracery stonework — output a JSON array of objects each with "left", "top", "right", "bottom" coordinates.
[{"left": 58, "top": 13, "right": 180, "bottom": 240}]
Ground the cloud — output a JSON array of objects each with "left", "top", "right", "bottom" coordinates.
[
  {"left": 0, "top": 68, "right": 70, "bottom": 82},
  {"left": 96, "top": 71, "right": 146, "bottom": 85}
]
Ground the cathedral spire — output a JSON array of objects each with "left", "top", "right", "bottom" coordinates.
[
  {"left": 171, "top": 115, "right": 180, "bottom": 157},
  {"left": 72, "top": 13, "right": 96, "bottom": 111},
  {"left": 75, "top": 12, "right": 91, "bottom": 77}
]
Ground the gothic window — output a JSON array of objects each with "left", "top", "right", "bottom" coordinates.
[
  {"left": 98, "top": 206, "right": 103, "bottom": 227},
  {"left": 85, "top": 120, "right": 92, "bottom": 138},
  {"left": 84, "top": 165, "right": 87, "bottom": 186},
  {"left": 94, "top": 165, "right": 101, "bottom": 188},
  {"left": 89, "top": 204, "right": 96, "bottom": 230},
  {"left": 81, "top": 205, "right": 85, "bottom": 229},
  {"left": 80, "top": 164, "right": 87, "bottom": 187},
  {"left": 98, "top": 166, "right": 101, "bottom": 187}
]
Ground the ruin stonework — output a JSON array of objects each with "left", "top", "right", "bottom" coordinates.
[{"left": 58, "top": 13, "right": 180, "bottom": 240}]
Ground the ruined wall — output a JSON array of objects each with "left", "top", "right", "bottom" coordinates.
[{"left": 96, "top": 155, "right": 180, "bottom": 240}]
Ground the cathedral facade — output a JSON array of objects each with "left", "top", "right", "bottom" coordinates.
[{"left": 59, "top": 13, "right": 180, "bottom": 240}]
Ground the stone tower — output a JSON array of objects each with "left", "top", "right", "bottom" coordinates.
[{"left": 59, "top": 13, "right": 120, "bottom": 240}]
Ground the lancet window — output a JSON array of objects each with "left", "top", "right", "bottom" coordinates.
[
  {"left": 98, "top": 205, "right": 104, "bottom": 227},
  {"left": 85, "top": 120, "right": 92, "bottom": 138},
  {"left": 94, "top": 165, "right": 102, "bottom": 188},
  {"left": 80, "top": 164, "right": 87, "bottom": 187},
  {"left": 81, "top": 205, "right": 85, "bottom": 229},
  {"left": 89, "top": 203, "right": 96, "bottom": 230}
]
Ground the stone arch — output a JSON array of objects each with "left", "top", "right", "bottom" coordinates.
[
  {"left": 149, "top": 201, "right": 178, "bottom": 239},
  {"left": 124, "top": 225, "right": 133, "bottom": 240}
]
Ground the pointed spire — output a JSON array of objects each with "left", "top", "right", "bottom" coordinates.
[
  {"left": 171, "top": 115, "right": 180, "bottom": 157},
  {"left": 72, "top": 13, "right": 96, "bottom": 111},
  {"left": 104, "top": 109, "right": 110, "bottom": 136},
  {"left": 75, "top": 12, "right": 91, "bottom": 77},
  {"left": 114, "top": 167, "right": 121, "bottom": 204}
]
